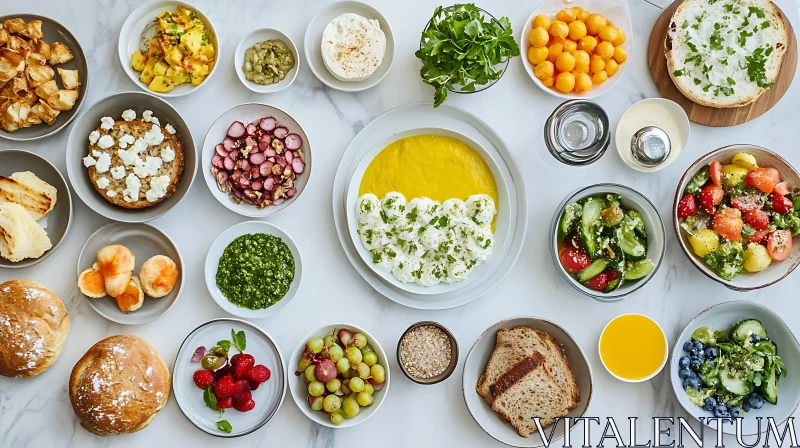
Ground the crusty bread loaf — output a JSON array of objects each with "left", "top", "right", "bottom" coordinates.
[
  {"left": 69, "top": 335, "right": 170, "bottom": 436},
  {"left": 477, "top": 327, "right": 579, "bottom": 407},
  {"left": 0, "top": 280, "right": 69, "bottom": 377},
  {"left": 491, "top": 355, "right": 576, "bottom": 438},
  {"left": 0, "top": 171, "right": 57, "bottom": 220},
  {"left": 0, "top": 202, "right": 51, "bottom": 262},
  {"left": 665, "top": 0, "right": 787, "bottom": 107}
]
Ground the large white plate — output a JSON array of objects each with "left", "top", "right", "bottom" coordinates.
[
  {"left": 345, "top": 127, "right": 511, "bottom": 295},
  {"left": 332, "top": 103, "right": 528, "bottom": 309}
]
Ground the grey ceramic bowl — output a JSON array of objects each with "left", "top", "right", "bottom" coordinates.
[
  {"left": 397, "top": 321, "right": 458, "bottom": 385},
  {"left": 0, "top": 149, "right": 72, "bottom": 268},
  {"left": 670, "top": 301, "right": 800, "bottom": 435},
  {"left": 551, "top": 183, "right": 666, "bottom": 302},
  {"left": 673, "top": 145, "right": 800, "bottom": 291},
  {"left": 77, "top": 222, "right": 183, "bottom": 325},
  {"left": 65, "top": 91, "right": 196, "bottom": 222},
  {"left": 0, "top": 15, "right": 88, "bottom": 141}
]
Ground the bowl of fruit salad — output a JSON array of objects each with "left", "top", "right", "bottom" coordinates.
[
  {"left": 289, "top": 324, "right": 389, "bottom": 428},
  {"left": 552, "top": 184, "right": 665, "bottom": 301},
  {"left": 674, "top": 145, "right": 800, "bottom": 290},
  {"left": 671, "top": 300, "right": 800, "bottom": 435}
]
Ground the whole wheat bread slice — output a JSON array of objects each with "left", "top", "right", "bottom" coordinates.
[{"left": 491, "top": 355, "right": 575, "bottom": 438}]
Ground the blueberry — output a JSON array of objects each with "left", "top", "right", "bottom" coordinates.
[
  {"left": 690, "top": 349, "right": 701, "bottom": 359},
  {"left": 690, "top": 359, "right": 702, "bottom": 370},
  {"left": 705, "top": 347, "right": 718, "bottom": 359},
  {"left": 742, "top": 403, "right": 751, "bottom": 412},
  {"left": 683, "top": 341, "right": 695, "bottom": 352},
  {"left": 683, "top": 377, "right": 701, "bottom": 389},
  {"left": 693, "top": 341, "right": 704, "bottom": 351},
  {"left": 703, "top": 397, "right": 717, "bottom": 411},
  {"left": 751, "top": 392, "right": 760, "bottom": 399},
  {"left": 731, "top": 407, "right": 742, "bottom": 418},
  {"left": 748, "top": 396, "right": 764, "bottom": 410},
  {"left": 714, "top": 405, "right": 728, "bottom": 418},
  {"left": 751, "top": 335, "right": 761, "bottom": 343},
  {"left": 679, "top": 356, "right": 691, "bottom": 369},
  {"left": 679, "top": 368, "right": 692, "bottom": 379}
]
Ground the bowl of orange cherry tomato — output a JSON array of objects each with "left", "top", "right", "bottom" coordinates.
[{"left": 521, "top": 0, "right": 632, "bottom": 98}]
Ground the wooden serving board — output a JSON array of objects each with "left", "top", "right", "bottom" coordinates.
[{"left": 647, "top": 0, "right": 798, "bottom": 127}]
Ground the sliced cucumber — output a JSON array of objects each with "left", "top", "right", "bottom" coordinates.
[
  {"left": 604, "top": 275, "right": 623, "bottom": 292},
  {"left": 558, "top": 203, "right": 582, "bottom": 241},
  {"left": 623, "top": 259, "right": 655, "bottom": 280},
  {"left": 618, "top": 226, "right": 646, "bottom": 260},
  {"left": 762, "top": 366, "right": 779, "bottom": 405},
  {"left": 719, "top": 368, "right": 754, "bottom": 396},
  {"left": 578, "top": 259, "right": 607, "bottom": 282},
  {"left": 731, "top": 319, "right": 767, "bottom": 344},
  {"left": 698, "top": 371, "right": 720, "bottom": 388},
  {"left": 754, "top": 340, "right": 778, "bottom": 356},
  {"left": 581, "top": 198, "right": 604, "bottom": 255}
]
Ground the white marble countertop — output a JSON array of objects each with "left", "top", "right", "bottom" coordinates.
[{"left": 1, "top": 0, "right": 799, "bottom": 446}]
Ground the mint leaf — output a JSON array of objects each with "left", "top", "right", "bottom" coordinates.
[
  {"left": 232, "top": 329, "right": 246, "bottom": 352},
  {"left": 217, "top": 420, "right": 232, "bottom": 433},
  {"left": 217, "top": 340, "right": 231, "bottom": 352},
  {"left": 204, "top": 386, "right": 223, "bottom": 417}
]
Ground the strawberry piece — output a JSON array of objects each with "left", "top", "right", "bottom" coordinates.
[
  {"left": 712, "top": 207, "right": 744, "bottom": 242},
  {"left": 710, "top": 161, "right": 723, "bottom": 187},
  {"left": 775, "top": 182, "right": 791, "bottom": 196},
  {"left": 699, "top": 184, "right": 724, "bottom": 215},
  {"left": 193, "top": 370, "right": 215, "bottom": 390},
  {"left": 234, "top": 379, "right": 251, "bottom": 393},
  {"left": 742, "top": 209, "right": 770, "bottom": 230},
  {"left": 246, "top": 364, "right": 271, "bottom": 383},
  {"left": 248, "top": 380, "right": 260, "bottom": 390},
  {"left": 731, "top": 194, "right": 765, "bottom": 211},
  {"left": 233, "top": 398, "right": 256, "bottom": 412},
  {"left": 213, "top": 363, "right": 234, "bottom": 381},
  {"left": 585, "top": 273, "right": 608, "bottom": 291},
  {"left": 745, "top": 229, "right": 769, "bottom": 245},
  {"left": 231, "top": 353, "right": 254, "bottom": 367},
  {"left": 677, "top": 194, "right": 698, "bottom": 219},
  {"left": 233, "top": 389, "right": 252, "bottom": 405},
  {"left": 213, "top": 375, "right": 238, "bottom": 400},
  {"left": 771, "top": 192, "right": 794, "bottom": 215},
  {"left": 559, "top": 247, "right": 590, "bottom": 273},
  {"left": 217, "top": 397, "right": 233, "bottom": 409},
  {"left": 604, "top": 268, "right": 621, "bottom": 282}
]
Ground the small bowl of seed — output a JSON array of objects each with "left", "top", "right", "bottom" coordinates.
[{"left": 397, "top": 321, "right": 458, "bottom": 385}]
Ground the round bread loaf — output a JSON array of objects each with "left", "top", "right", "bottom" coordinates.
[
  {"left": 69, "top": 335, "right": 170, "bottom": 436},
  {"left": 0, "top": 280, "right": 69, "bottom": 377}
]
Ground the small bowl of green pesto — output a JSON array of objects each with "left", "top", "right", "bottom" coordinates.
[
  {"left": 235, "top": 28, "right": 299, "bottom": 94},
  {"left": 205, "top": 221, "right": 301, "bottom": 317}
]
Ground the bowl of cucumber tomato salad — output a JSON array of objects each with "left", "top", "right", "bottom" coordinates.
[
  {"left": 671, "top": 301, "right": 800, "bottom": 435},
  {"left": 551, "top": 184, "right": 665, "bottom": 301}
]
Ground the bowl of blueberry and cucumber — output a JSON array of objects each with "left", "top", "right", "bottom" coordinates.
[
  {"left": 552, "top": 184, "right": 665, "bottom": 301},
  {"left": 671, "top": 301, "right": 800, "bottom": 435}
]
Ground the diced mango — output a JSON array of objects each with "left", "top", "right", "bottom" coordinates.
[
  {"left": 153, "top": 61, "right": 169, "bottom": 76},
  {"left": 181, "top": 30, "right": 203, "bottom": 55},
  {"left": 148, "top": 76, "right": 175, "bottom": 93},
  {"left": 165, "top": 66, "right": 189, "bottom": 85},
  {"left": 165, "top": 46, "right": 183, "bottom": 66},
  {"left": 139, "top": 60, "right": 156, "bottom": 84},
  {"left": 200, "top": 43, "right": 215, "bottom": 59},
  {"left": 689, "top": 229, "right": 720, "bottom": 257},
  {"left": 723, "top": 164, "right": 750, "bottom": 190},
  {"left": 744, "top": 243, "right": 771, "bottom": 272},
  {"left": 732, "top": 152, "right": 758, "bottom": 171},
  {"left": 130, "top": 50, "right": 146, "bottom": 72}
]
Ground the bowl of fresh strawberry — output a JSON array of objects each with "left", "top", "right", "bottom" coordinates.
[
  {"left": 674, "top": 145, "right": 800, "bottom": 290},
  {"left": 552, "top": 184, "right": 666, "bottom": 301},
  {"left": 173, "top": 318, "right": 286, "bottom": 437}
]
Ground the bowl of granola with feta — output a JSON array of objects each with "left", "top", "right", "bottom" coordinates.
[{"left": 66, "top": 91, "right": 195, "bottom": 222}]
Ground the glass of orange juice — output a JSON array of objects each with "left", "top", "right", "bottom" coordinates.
[{"left": 599, "top": 314, "right": 668, "bottom": 382}]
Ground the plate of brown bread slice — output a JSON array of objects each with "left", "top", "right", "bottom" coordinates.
[{"left": 463, "top": 317, "right": 593, "bottom": 447}]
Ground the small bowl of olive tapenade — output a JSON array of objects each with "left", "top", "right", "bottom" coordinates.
[
  {"left": 205, "top": 220, "right": 302, "bottom": 318},
  {"left": 235, "top": 28, "right": 299, "bottom": 93}
]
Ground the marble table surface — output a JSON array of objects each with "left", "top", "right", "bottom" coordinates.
[{"left": 1, "top": 0, "right": 799, "bottom": 446}]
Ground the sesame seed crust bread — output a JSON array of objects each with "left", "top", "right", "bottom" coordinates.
[
  {"left": 69, "top": 335, "right": 170, "bottom": 436},
  {"left": 86, "top": 119, "right": 184, "bottom": 209},
  {"left": 0, "top": 280, "right": 69, "bottom": 377},
  {"left": 665, "top": 0, "right": 788, "bottom": 108}
]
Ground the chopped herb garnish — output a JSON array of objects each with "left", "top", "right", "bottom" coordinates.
[{"left": 673, "top": 68, "right": 689, "bottom": 77}]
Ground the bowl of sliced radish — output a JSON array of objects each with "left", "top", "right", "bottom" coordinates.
[{"left": 203, "top": 103, "right": 311, "bottom": 218}]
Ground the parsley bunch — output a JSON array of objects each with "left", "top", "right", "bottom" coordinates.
[{"left": 415, "top": 4, "right": 519, "bottom": 107}]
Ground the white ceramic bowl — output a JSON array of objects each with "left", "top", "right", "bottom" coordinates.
[
  {"left": 551, "top": 183, "right": 666, "bottom": 301},
  {"left": 288, "top": 323, "right": 390, "bottom": 428},
  {"left": 304, "top": 1, "right": 394, "bottom": 92},
  {"left": 598, "top": 313, "right": 668, "bottom": 382},
  {"left": 520, "top": 0, "right": 632, "bottom": 99},
  {"left": 77, "top": 222, "right": 184, "bottom": 325},
  {"left": 673, "top": 145, "right": 800, "bottom": 290},
  {"left": 463, "top": 316, "right": 593, "bottom": 447},
  {"left": 118, "top": 0, "right": 220, "bottom": 97},
  {"left": 670, "top": 301, "right": 800, "bottom": 435},
  {"left": 345, "top": 127, "right": 511, "bottom": 295},
  {"left": 202, "top": 103, "right": 312, "bottom": 218},
  {"left": 615, "top": 98, "right": 690, "bottom": 172},
  {"left": 205, "top": 221, "right": 301, "bottom": 318},
  {"left": 234, "top": 28, "right": 299, "bottom": 94},
  {"left": 173, "top": 318, "right": 286, "bottom": 437}
]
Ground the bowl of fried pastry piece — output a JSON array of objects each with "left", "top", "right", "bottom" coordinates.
[
  {"left": 463, "top": 316, "right": 593, "bottom": 447},
  {"left": 0, "top": 15, "right": 88, "bottom": 141},
  {"left": 66, "top": 91, "right": 195, "bottom": 222}
]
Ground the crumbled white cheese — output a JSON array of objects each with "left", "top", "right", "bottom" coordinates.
[
  {"left": 118, "top": 134, "right": 135, "bottom": 149},
  {"left": 132, "top": 138, "right": 147, "bottom": 154},
  {"left": 121, "top": 109, "right": 136, "bottom": 121},
  {"left": 117, "top": 148, "right": 138, "bottom": 166},
  {"left": 164, "top": 123, "right": 176, "bottom": 134},
  {"left": 161, "top": 146, "right": 175, "bottom": 162},
  {"left": 123, "top": 174, "right": 141, "bottom": 202},
  {"left": 144, "top": 156, "right": 163, "bottom": 176},
  {"left": 150, "top": 116, "right": 160, "bottom": 126},
  {"left": 100, "top": 117, "right": 115, "bottom": 131},
  {"left": 133, "top": 157, "right": 149, "bottom": 178},
  {"left": 95, "top": 153, "right": 112, "bottom": 173},
  {"left": 107, "top": 190, "right": 117, "bottom": 197},
  {"left": 96, "top": 177, "right": 110, "bottom": 189},
  {"left": 145, "top": 175, "right": 170, "bottom": 202},
  {"left": 97, "top": 135, "right": 114, "bottom": 150},
  {"left": 92, "top": 150, "right": 102, "bottom": 158},
  {"left": 144, "top": 125, "right": 164, "bottom": 146},
  {"left": 110, "top": 166, "right": 126, "bottom": 180},
  {"left": 88, "top": 130, "right": 100, "bottom": 145},
  {"left": 83, "top": 156, "right": 96, "bottom": 167},
  {"left": 142, "top": 110, "right": 153, "bottom": 122}
]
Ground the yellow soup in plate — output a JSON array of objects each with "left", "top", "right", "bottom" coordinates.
[
  {"left": 599, "top": 314, "right": 666, "bottom": 381},
  {"left": 358, "top": 134, "right": 498, "bottom": 207}
]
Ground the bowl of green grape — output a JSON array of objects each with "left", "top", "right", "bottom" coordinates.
[{"left": 289, "top": 324, "right": 390, "bottom": 428}]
